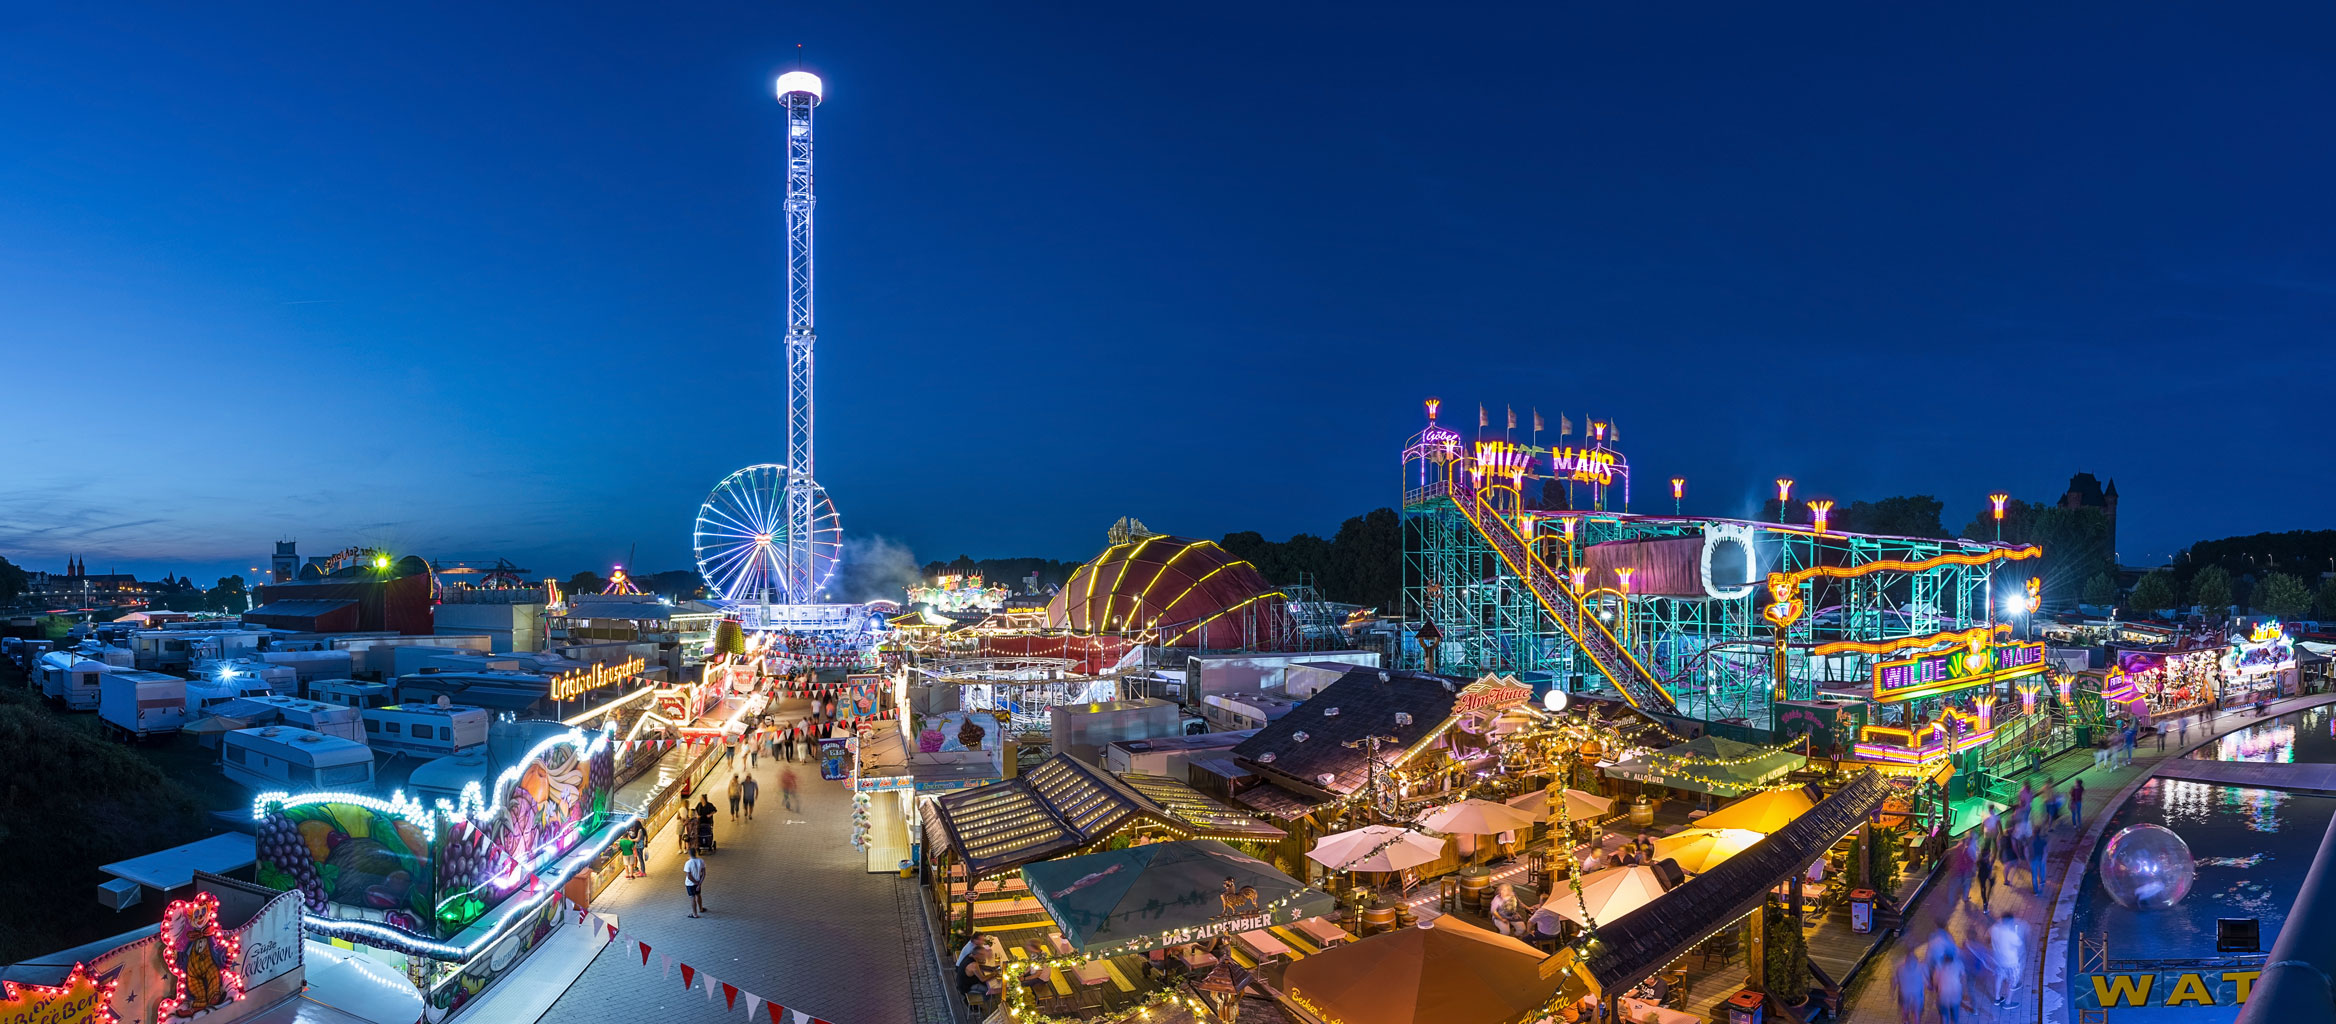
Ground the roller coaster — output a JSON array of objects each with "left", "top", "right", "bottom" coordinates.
[{"left": 1398, "top": 401, "right": 2045, "bottom": 740}]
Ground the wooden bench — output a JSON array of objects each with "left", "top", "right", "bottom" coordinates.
[{"left": 972, "top": 896, "right": 1044, "bottom": 918}]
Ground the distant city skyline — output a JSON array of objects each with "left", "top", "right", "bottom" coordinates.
[{"left": 5, "top": 3, "right": 2332, "bottom": 593}]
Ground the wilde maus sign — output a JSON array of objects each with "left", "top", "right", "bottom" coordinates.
[{"left": 1874, "top": 640, "right": 2044, "bottom": 703}]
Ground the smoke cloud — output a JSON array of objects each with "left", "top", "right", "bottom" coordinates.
[{"left": 833, "top": 534, "right": 922, "bottom": 603}]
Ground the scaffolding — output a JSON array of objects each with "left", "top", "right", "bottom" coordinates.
[{"left": 1397, "top": 407, "right": 2033, "bottom": 732}]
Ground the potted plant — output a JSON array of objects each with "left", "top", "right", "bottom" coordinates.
[{"left": 1763, "top": 902, "right": 1813, "bottom": 1006}]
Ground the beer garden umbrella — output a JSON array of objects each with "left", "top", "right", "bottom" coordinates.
[
  {"left": 1020, "top": 839, "right": 1334, "bottom": 957},
  {"left": 1650, "top": 827, "right": 1765, "bottom": 874},
  {"left": 1540, "top": 864, "right": 1670, "bottom": 927},
  {"left": 1695, "top": 787, "right": 1816, "bottom": 835},
  {"left": 1308, "top": 825, "right": 1446, "bottom": 873}
]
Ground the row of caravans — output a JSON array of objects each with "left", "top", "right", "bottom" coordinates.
[{"left": 216, "top": 702, "right": 489, "bottom": 792}]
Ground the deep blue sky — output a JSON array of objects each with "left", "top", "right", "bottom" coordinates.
[{"left": 4, "top": 3, "right": 2333, "bottom": 589}]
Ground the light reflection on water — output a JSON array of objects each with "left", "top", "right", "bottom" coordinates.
[{"left": 2190, "top": 705, "right": 2334, "bottom": 763}]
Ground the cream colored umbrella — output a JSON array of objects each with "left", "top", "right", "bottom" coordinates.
[
  {"left": 1650, "top": 827, "right": 1765, "bottom": 874},
  {"left": 1503, "top": 788, "right": 1613, "bottom": 823},
  {"left": 1308, "top": 825, "right": 1447, "bottom": 873},
  {"left": 1416, "top": 798, "right": 1540, "bottom": 835},
  {"left": 1539, "top": 864, "right": 1669, "bottom": 927}
]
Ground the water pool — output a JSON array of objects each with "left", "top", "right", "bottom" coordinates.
[
  {"left": 2187, "top": 704, "right": 2336, "bottom": 763},
  {"left": 2067, "top": 777, "right": 2335, "bottom": 1019}
]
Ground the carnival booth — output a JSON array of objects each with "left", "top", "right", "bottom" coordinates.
[
  {"left": 1002, "top": 840, "right": 1333, "bottom": 1020},
  {"left": 250, "top": 727, "right": 630, "bottom": 1021},
  {"left": 0, "top": 874, "right": 317, "bottom": 1024},
  {"left": 2221, "top": 621, "right": 2299, "bottom": 706}
]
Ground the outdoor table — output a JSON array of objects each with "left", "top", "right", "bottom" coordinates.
[
  {"left": 1046, "top": 933, "right": 1074, "bottom": 957},
  {"left": 1237, "top": 929, "right": 1292, "bottom": 959},
  {"left": 1178, "top": 949, "right": 1217, "bottom": 970},
  {"left": 1294, "top": 917, "right": 1348, "bottom": 948},
  {"left": 1070, "top": 961, "right": 1110, "bottom": 987}
]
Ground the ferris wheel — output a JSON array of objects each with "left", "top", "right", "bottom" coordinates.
[{"left": 693, "top": 464, "right": 841, "bottom": 604}]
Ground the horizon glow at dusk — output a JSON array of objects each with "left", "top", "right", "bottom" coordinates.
[{"left": 5, "top": 3, "right": 2334, "bottom": 588}]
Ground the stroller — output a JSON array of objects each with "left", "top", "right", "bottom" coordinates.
[{"left": 695, "top": 806, "right": 718, "bottom": 855}]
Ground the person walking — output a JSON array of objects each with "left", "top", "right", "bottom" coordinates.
[
  {"left": 1932, "top": 940, "right": 1967, "bottom": 1024},
  {"left": 626, "top": 821, "right": 648, "bottom": 876},
  {"left": 749, "top": 733, "right": 760, "bottom": 768},
  {"left": 1895, "top": 940, "right": 1930, "bottom": 1024},
  {"left": 2178, "top": 714, "right": 2190, "bottom": 746},
  {"left": 2070, "top": 779, "right": 2086, "bottom": 831},
  {"left": 742, "top": 774, "right": 759, "bottom": 821},
  {"left": 1975, "top": 830, "right": 1997, "bottom": 910},
  {"left": 2027, "top": 826, "right": 2048, "bottom": 896},
  {"left": 684, "top": 851, "right": 708, "bottom": 917},
  {"left": 617, "top": 826, "right": 641, "bottom": 880},
  {"left": 727, "top": 774, "right": 743, "bottom": 823},
  {"left": 1989, "top": 911, "right": 2028, "bottom": 1007},
  {"left": 2043, "top": 783, "right": 2063, "bottom": 833},
  {"left": 781, "top": 765, "right": 801, "bottom": 812}
]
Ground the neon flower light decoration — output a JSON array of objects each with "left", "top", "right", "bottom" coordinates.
[
  {"left": 156, "top": 891, "right": 246, "bottom": 1019},
  {"left": 1807, "top": 500, "right": 1834, "bottom": 534}
]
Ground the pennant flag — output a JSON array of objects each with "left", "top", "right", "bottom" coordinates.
[
  {"left": 661, "top": 954, "right": 674, "bottom": 980},
  {"left": 576, "top": 905, "right": 588, "bottom": 925},
  {"left": 681, "top": 964, "right": 695, "bottom": 990},
  {"left": 1506, "top": 404, "right": 1515, "bottom": 430},
  {"left": 744, "top": 994, "right": 763, "bottom": 1021},
  {"left": 722, "top": 983, "right": 739, "bottom": 1010},
  {"left": 1478, "top": 403, "right": 1487, "bottom": 428},
  {"left": 1533, "top": 408, "right": 1544, "bottom": 432},
  {"left": 584, "top": 911, "right": 602, "bottom": 934},
  {"left": 703, "top": 974, "right": 719, "bottom": 1001},
  {"left": 1610, "top": 420, "right": 1621, "bottom": 442},
  {"left": 765, "top": 1002, "right": 786, "bottom": 1023},
  {"left": 606, "top": 922, "right": 619, "bottom": 943},
  {"left": 1560, "top": 412, "right": 1573, "bottom": 435},
  {"left": 638, "top": 941, "right": 652, "bottom": 965}
]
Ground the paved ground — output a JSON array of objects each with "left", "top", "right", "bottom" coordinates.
[
  {"left": 1837, "top": 693, "right": 2336, "bottom": 1024},
  {"left": 544, "top": 706, "right": 950, "bottom": 1024}
]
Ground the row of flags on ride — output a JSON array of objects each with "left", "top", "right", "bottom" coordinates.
[
  {"left": 556, "top": 893, "right": 839, "bottom": 1024},
  {"left": 1475, "top": 405, "right": 1618, "bottom": 440}
]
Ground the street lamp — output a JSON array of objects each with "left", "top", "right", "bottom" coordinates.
[{"left": 1807, "top": 500, "right": 1834, "bottom": 534}]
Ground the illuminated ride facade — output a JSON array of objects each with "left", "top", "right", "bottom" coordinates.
[{"left": 1397, "top": 399, "right": 2048, "bottom": 770}]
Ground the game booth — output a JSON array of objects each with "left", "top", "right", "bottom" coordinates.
[
  {"left": 248, "top": 728, "right": 632, "bottom": 1021},
  {"left": 0, "top": 875, "right": 328, "bottom": 1024}
]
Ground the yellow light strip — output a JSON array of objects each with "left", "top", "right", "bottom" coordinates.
[
  {"left": 1811, "top": 623, "right": 2011, "bottom": 656},
  {"left": 1127, "top": 540, "right": 1209, "bottom": 629},
  {"left": 1102, "top": 535, "right": 1164, "bottom": 629},
  {"left": 1164, "top": 591, "right": 1289, "bottom": 646}
]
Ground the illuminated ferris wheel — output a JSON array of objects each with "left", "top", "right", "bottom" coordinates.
[{"left": 693, "top": 464, "right": 841, "bottom": 604}]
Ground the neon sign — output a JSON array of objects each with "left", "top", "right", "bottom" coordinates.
[
  {"left": 1873, "top": 640, "right": 2045, "bottom": 702},
  {"left": 1455, "top": 676, "right": 1532, "bottom": 713},
  {"left": 1551, "top": 446, "right": 1617, "bottom": 484},
  {"left": 550, "top": 656, "right": 646, "bottom": 701}
]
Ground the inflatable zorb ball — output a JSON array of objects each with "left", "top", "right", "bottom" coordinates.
[{"left": 2099, "top": 823, "right": 2195, "bottom": 910}]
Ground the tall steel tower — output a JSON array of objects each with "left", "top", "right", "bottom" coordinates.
[
  {"left": 775, "top": 70, "right": 829, "bottom": 603},
  {"left": 692, "top": 71, "right": 843, "bottom": 608}
]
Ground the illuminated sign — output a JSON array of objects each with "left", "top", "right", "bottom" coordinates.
[
  {"left": 1873, "top": 641, "right": 2044, "bottom": 702},
  {"left": 1550, "top": 446, "right": 1617, "bottom": 484},
  {"left": 0, "top": 964, "right": 115, "bottom": 1024},
  {"left": 2078, "top": 968, "right": 2259, "bottom": 1009},
  {"left": 550, "top": 656, "right": 646, "bottom": 701},
  {"left": 1455, "top": 677, "right": 1532, "bottom": 714}
]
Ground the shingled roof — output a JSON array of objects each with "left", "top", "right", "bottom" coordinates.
[
  {"left": 1230, "top": 667, "right": 1464, "bottom": 798},
  {"left": 930, "top": 754, "right": 1285, "bottom": 879},
  {"left": 1577, "top": 770, "right": 1892, "bottom": 994}
]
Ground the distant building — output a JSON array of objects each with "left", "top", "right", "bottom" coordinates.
[
  {"left": 244, "top": 556, "right": 433, "bottom": 635},
  {"left": 2061, "top": 472, "right": 2120, "bottom": 556},
  {"left": 23, "top": 556, "right": 149, "bottom": 610},
  {"left": 270, "top": 541, "right": 298, "bottom": 583}
]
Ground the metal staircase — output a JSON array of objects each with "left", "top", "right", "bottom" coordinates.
[{"left": 1441, "top": 479, "right": 1680, "bottom": 715}]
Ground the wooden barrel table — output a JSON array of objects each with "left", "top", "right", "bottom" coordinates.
[
  {"left": 1457, "top": 870, "right": 1491, "bottom": 912},
  {"left": 1360, "top": 903, "right": 1399, "bottom": 935}
]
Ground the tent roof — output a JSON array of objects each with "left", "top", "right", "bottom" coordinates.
[
  {"left": 1282, "top": 916, "right": 1564, "bottom": 1024},
  {"left": 1020, "top": 839, "right": 1332, "bottom": 956}
]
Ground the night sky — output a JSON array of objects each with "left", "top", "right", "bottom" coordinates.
[{"left": 4, "top": 3, "right": 2333, "bottom": 589}]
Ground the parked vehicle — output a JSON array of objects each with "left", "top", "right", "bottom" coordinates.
[
  {"left": 37, "top": 651, "right": 111, "bottom": 710},
  {"left": 237, "top": 695, "right": 364, "bottom": 743},
  {"left": 361, "top": 703, "right": 489, "bottom": 757},
  {"left": 222, "top": 726, "right": 376, "bottom": 790},
  {"left": 98, "top": 669, "right": 189, "bottom": 740},
  {"left": 308, "top": 680, "right": 398, "bottom": 712}
]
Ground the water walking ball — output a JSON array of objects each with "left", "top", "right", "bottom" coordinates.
[{"left": 2098, "top": 824, "right": 2195, "bottom": 910}]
